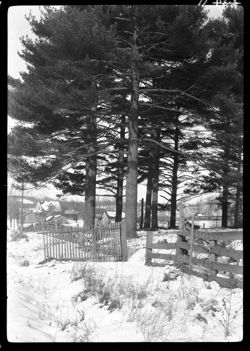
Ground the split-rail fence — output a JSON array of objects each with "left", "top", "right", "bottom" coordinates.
[{"left": 145, "top": 203, "right": 243, "bottom": 289}]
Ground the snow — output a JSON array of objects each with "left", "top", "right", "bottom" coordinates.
[
  {"left": 106, "top": 211, "right": 125, "bottom": 219},
  {"left": 7, "top": 228, "right": 243, "bottom": 342}
]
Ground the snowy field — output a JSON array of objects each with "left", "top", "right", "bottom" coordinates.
[{"left": 7, "top": 229, "right": 243, "bottom": 342}]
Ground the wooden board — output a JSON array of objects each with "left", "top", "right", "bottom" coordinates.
[
  {"left": 150, "top": 252, "right": 243, "bottom": 275},
  {"left": 150, "top": 241, "right": 242, "bottom": 260},
  {"left": 181, "top": 229, "right": 243, "bottom": 241}
]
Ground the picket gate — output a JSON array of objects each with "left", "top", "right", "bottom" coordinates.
[{"left": 42, "top": 221, "right": 127, "bottom": 262}]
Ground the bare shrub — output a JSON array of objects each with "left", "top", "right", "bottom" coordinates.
[
  {"left": 215, "top": 292, "right": 243, "bottom": 338},
  {"left": 71, "top": 319, "right": 96, "bottom": 342},
  {"left": 10, "top": 230, "right": 28, "bottom": 242},
  {"left": 20, "top": 259, "right": 30, "bottom": 267},
  {"left": 70, "top": 263, "right": 96, "bottom": 282}
]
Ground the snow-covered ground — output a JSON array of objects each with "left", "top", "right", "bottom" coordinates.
[{"left": 7, "top": 229, "right": 243, "bottom": 342}]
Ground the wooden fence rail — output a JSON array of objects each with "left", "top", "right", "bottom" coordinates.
[
  {"left": 145, "top": 203, "right": 243, "bottom": 289},
  {"left": 42, "top": 221, "right": 127, "bottom": 262}
]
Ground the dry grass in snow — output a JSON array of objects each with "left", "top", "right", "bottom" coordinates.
[{"left": 7, "top": 229, "right": 243, "bottom": 342}]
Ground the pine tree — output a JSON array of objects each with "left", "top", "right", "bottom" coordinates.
[{"left": 8, "top": 6, "right": 118, "bottom": 226}]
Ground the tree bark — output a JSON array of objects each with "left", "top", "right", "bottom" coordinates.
[
  {"left": 84, "top": 112, "right": 97, "bottom": 227},
  {"left": 170, "top": 121, "right": 179, "bottom": 229},
  {"left": 116, "top": 114, "right": 125, "bottom": 223},
  {"left": 221, "top": 148, "right": 230, "bottom": 229},
  {"left": 144, "top": 152, "right": 153, "bottom": 229},
  {"left": 140, "top": 198, "right": 144, "bottom": 229},
  {"left": 151, "top": 157, "right": 159, "bottom": 230},
  {"left": 234, "top": 146, "right": 242, "bottom": 228},
  {"left": 221, "top": 185, "right": 229, "bottom": 228},
  {"left": 151, "top": 129, "right": 160, "bottom": 230},
  {"left": 125, "top": 18, "right": 139, "bottom": 238}
]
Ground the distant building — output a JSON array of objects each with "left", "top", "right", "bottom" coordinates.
[
  {"left": 63, "top": 209, "right": 78, "bottom": 221},
  {"left": 94, "top": 208, "right": 106, "bottom": 226},
  {"left": 35, "top": 200, "right": 62, "bottom": 213},
  {"left": 34, "top": 200, "right": 62, "bottom": 224},
  {"left": 176, "top": 199, "right": 224, "bottom": 228},
  {"left": 45, "top": 214, "right": 68, "bottom": 229},
  {"left": 100, "top": 211, "right": 125, "bottom": 226},
  {"left": 23, "top": 211, "right": 37, "bottom": 225}
]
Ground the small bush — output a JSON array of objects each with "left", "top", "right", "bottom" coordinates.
[
  {"left": 20, "top": 259, "right": 30, "bottom": 267},
  {"left": 195, "top": 313, "right": 208, "bottom": 324},
  {"left": 108, "top": 298, "right": 122, "bottom": 312},
  {"left": 99, "top": 291, "right": 111, "bottom": 305},
  {"left": 10, "top": 230, "right": 28, "bottom": 242},
  {"left": 71, "top": 320, "right": 96, "bottom": 342},
  {"left": 70, "top": 263, "right": 93, "bottom": 281},
  {"left": 186, "top": 299, "right": 196, "bottom": 310},
  {"left": 151, "top": 299, "right": 164, "bottom": 308}
]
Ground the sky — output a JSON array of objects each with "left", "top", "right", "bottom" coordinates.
[{"left": 7, "top": 5, "right": 226, "bottom": 201}]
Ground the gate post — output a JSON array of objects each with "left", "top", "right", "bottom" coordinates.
[
  {"left": 145, "top": 231, "right": 153, "bottom": 265},
  {"left": 176, "top": 202, "right": 189, "bottom": 264},
  {"left": 120, "top": 220, "right": 128, "bottom": 261}
]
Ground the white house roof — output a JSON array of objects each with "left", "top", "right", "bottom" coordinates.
[
  {"left": 64, "top": 210, "right": 78, "bottom": 214},
  {"left": 45, "top": 214, "right": 67, "bottom": 222},
  {"left": 106, "top": 211, "right": 125, "bottom": 219},
  {"left": 35, "top": 200, "right": 62, "bottom": 213}
]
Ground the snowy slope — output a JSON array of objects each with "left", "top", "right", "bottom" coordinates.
[{"left": 7, "top": 229, "right": 243, "bottom": 342}]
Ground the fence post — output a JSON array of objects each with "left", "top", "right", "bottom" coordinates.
[
  {"left": 189, "top": 215, "right": 195, "bottom": 266},
  {"left": 209, "top": 240, "right": 218, "bottom": 276},
  {"left": 145, "top": 231, "right": 153, "bottom": 265},
  {"left": 176, "top": 202, "right": 189, "bottom": 263},
  {"left": 140, "top": 198, "right": 144, "bottom": 229},
  {"left": 42, "top": 228, "right": 46, "bottom": 260},
  {"left": 120, "top": 220, "right": 128, "bottom": 261}
]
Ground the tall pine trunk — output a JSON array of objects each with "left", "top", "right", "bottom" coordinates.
[
  {"left": 151, "top": 129, "right": 160, "bottom": 230},
  {"left": 84, "top": 112, "right": 97, "bottom": 227},
  {"left": 221, "top": 149, "right": 230, "bottom": 228},
  {"left": 170, "top": 121, "right": 179, "bottom": 229},
  {"left": 116, "top": 115, "right": 125, "bottom": 223},
  {"left": 234, "top": 146, "right": 242, "bottom": 228},
  {"left": 221, "top": 185, "right": 229, "bottom": 228},
  {"left": 125, "top": 20, "right": 139, "bottom": 238},
  {"left": 144, "top": 151, "right": 154, "bottom": 229}
]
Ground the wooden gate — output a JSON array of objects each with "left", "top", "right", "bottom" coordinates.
[
  {"left": 145, "top": 203, "right": 243, "bottom": 289},
  {"left": 42, "top": 222, "right": 127, "bottom": 262}
]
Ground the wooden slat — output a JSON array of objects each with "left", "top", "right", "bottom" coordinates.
[
  {"left": 165, "top": 241, "right": 243, "bottom": 261},
  {"left": 42, "top": 232, "right": 46, "bottom": 260},
  {"left": 61, "top": 234, "right": 64, "bottom": 259},
  {"left": 48, "top": 233, "right": 52, "bottom": 258},
  {"left": 178, "top": 255, "right": 243, "bottom": 275},
  {"left": 150, "top": 252, "right": 177, "bottom": 261},
  {"left": 183, "top": 267, "right": 243, "bottom": 289},
  {"left": 150, "top": 252, "right": 243, "bottom": 275},
  {"left": 45, "top": 233, "right": 48, "bottom": 258},
  {"left": 182, "top": 228, "right": 243, "bottom": 241},
  {"left": 66, "top": 231, "right": 70, "bottom": 259},
  {"left": 151, "top": 242, "right": 176, "bottom": 250}
]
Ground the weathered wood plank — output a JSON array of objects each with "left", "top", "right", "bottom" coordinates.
[
  {"left": 178, "top": 255, "right": 243, "bottom": 275},
  {"left": 182, "top": 229, "right": 243, "bottom": 241},
  {"left": 145, "top": 232, "right": 153, "bottom": 265},
  {"left": 151, "top": 242, "right": 176, "bottom": 250},
  {"left": 173, "top": 241, "right": 243, "bottom": 261},
  {"left": 42, "top": 232, "right": 46, "bottom": 260},
  {"left": 120, "top": 221, "right": 128, "bottom": 261},
  {"left": 150, "top": 251, "right": 243, "bottom": 274},
  {"left": 183, "top": 267, "right": 243, "bottom": 289},
  {"left": 150, "top": 252, "right": 178, "bottom": 261}
]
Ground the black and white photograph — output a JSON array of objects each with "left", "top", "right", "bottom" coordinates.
[{"left": 7, "top": 3, "right": 243, "bottom": 342}]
